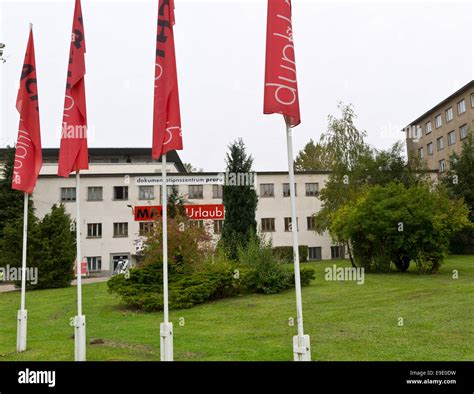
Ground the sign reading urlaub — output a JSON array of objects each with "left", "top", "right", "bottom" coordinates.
[{"left": 134, "top": 204, "right": 224, "bottom": 221}]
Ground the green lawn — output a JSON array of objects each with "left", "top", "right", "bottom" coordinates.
[{"left": 0, "top": 256, "right": 472, "bottom": 361}]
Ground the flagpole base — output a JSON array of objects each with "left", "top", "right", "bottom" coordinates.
[
  {"left": 293, "top": 334, "right": 311, "bottom": 361},
  {"left": 16, "top": 309, "right": 27, "bottom": 353},
  {"left": 160, "top": 322, "right": 173, "bottom": 361},
  {"left": 74, "top": 315, "right": 86, "bottom": 361}
]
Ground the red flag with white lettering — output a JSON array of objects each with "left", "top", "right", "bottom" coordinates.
[
  {"left": 58, "top": 0, "right": 88, "bottom": 177},
  {"left": 264, "top": 0, "right": 301, "bottom": 127},
  {"left": 12, "top": 28, "right": 43, "bottom": 194},
  {"left": 152, "top": 0, "right": 183, "bottom": 159}
]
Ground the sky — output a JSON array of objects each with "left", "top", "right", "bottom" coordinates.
[{"left": 0, "top": 0, "right": 473, "bottom": 172}]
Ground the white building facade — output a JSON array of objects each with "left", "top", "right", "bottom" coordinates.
[{"left": 5, "top": 148, "right": 340, "bottom": 276}]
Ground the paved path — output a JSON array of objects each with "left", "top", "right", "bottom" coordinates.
[{"left": 0, "top": 277, "right": 109, "bottom": 293}]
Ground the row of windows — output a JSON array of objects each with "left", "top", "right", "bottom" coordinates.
[
  {"left": 60, "top": 183, "right": 320, "bottom": 203},
  {"left": 417, "top": 124, "right": 469, "bottom": 159},
  {"left": 86, "top": 220, "right": 225, "bottom": 238},
  {"left": 261, "top": 216, "right": 317, "bottom": 232},
  {"left": 85, "top": 245, "right": 346, "bottom": 271},
  {"left": 423, "top": 95, "right": 472, "bottom": 136},
  {"left": 86, "top": 216, "right": 318, "bottom": 239},
  {"left": 260, "top": 183, "right": 319, "bottom": 198}
]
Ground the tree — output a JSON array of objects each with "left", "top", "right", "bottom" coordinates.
[
  {"left": 220, "top": 139, "right": 258, "bottom": 259},
  {"left": 183, "top": 163, "right": 203, "bottom": 173},
  {"left": 167, "top": 187, "right": 186, "bottom": 219},
  {"left": 329, "top": 182, "right": 469, "bottom": 273},
  {"left": 320, "top": 102, "right": 369, "bottom": 171},
  {"left": 294, "top": 139, "right": 330, "bottom": 171},
  {"left": 31, "top": 204, "right": 76, "bottom": 289},
  {"left": 444, "top": 133, "right": 474, "bottom": 221},
  {"left": 0, "top": 204, "right": 76, "bottom": 289},
  {"left": 312, "top": 105, "right": 427, "bottom": 266},
  {"left": 0, "top": 146, "right": 35, "bottom": 239},
  {"left": 443, "top": 132, "right": 474, "bottom": 253}
]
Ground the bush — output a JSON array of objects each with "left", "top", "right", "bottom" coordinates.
[
  {"left": 108, "top": 258, "right": 239, "bottom": 311},
  {"left": 237, "top": 234, "right": 291, "bottom": 294},
  {"left": 272, "top": 245, "right": 308, "bottom": 263},
  {"left": 287, "top": 266, "right": 316, "bottom": 286}
]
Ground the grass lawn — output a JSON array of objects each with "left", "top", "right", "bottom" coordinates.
[{"left": 0, "top": 255, "right": 472, "bottom": 361}]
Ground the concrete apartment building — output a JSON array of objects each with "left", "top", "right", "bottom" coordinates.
[
  {"left": 1, "top": 148, "right": 338, "bottom": 275},
  {"left": 404, "top": 80, "right": 474, "bottom": 173}
]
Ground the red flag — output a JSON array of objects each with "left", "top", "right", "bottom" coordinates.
[
  {"left": 264, "top": 0, "right": 301, "bottom": 127},
  {"left": 152, "top": 0, "right": 183, "bottom": 160},
  {"left": 12, "top": 27, "right": 43, "bottom": 194},
  {"left": 58, "top": 0, "right": 88, "bottom": 177}
]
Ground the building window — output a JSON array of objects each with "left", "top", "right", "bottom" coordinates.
[
  {"left": 417, "top": 147, "right": 424, "bottom": 159},
  {"left": 86, "top": 256, "right": 102, "bottom": 272},
  {"left": 434, "top": 114, "right": 442, "bottom": 128},
  {"left": 283, "top": 183, "right": 297, "bottom": 197},
  {"left": 87, "top": 186, "right": 102, "bottom": 201},
  {"left": 161, "top": 185, "right": 179, "bottom": 200},
  {"left": 305, "top": 183, "right": 319, "bottom": 197},
  {"left": 139, "top": 222, "right": 154, "bottom": 236},
  {"left": 213, "top": 219, "right": 224, "bottom": 234},
  {"left": 460, "top": 124, "right": 469, "bottom": 140},
  {"left": 188, "top": 185, "right": 203, "bottom": 199},
  {"left": 457, "top": 99, "right": 466, "bottom": 115},
  {"left": 438, "top": 159, "right": 446, "bottom": 173},
  {"left": 447, "top": 131, "right": 456, "bottom": 146},
  {"left": 427, "top": 142, "right": 433, "bottom": 156},
  {"left": 425, "top": 121, "right": 432, "bottom": 135},
  {"left": 331, "top": 245, "right": 345, "bottom": 259},
  {"left": 308, "top": 247, "right": 322, "bottom": 261},
  {"left": 261, "top": 218, "right": 275, "bottom": 232},
  {"left": 113, "top": 186, "right": 128, "bottom": 201},
  {"left": 260, "top": 183, "right": 274, "bottom": 197},
  {"left": 139, "top": 186, "right": 154, "bottom": 200},
  {"left": 284, "top": 217, "right": 298, "bottom": 232},
  {"left": 436, "top": 136, "right": 444, "bottom": 151},
  {"left": 213, "top": 185, "right": 223, "bottom": 199},
  {"left": 61, "top": 187, "right": 76, "bottom": 202},
  {"left": 87, "top": 223, "right": 102, "bottom": 238},
  {"left": 445, "top": 107, "right": 453, "bottom": 122},
  {"left": 113, "top": 222, "right": 128, "bottom": 237},
  {"left": 307, "top": 216, "right": 316, "bottom": 231},
  {"left": 471, "top": 93, "right": 474, "bottom": 108}
]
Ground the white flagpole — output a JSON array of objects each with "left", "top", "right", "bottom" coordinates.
[
  {"left": 160, "top": 153, "right": 173, "bottom": 361},
  {"left": 285, "top": 117, "right": 311, "bottom": 361},
  {"left": 16, "top": 192, "right": 29, "bottom": 352},
  {"left": 74, "top": 170, "right": 86, "bottom": 361}
]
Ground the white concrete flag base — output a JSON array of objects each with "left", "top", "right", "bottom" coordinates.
[
  {"left": 160, "top": 322, "right": 173, "bottom": 361},
  {"left": 293, "top": 334, "right": 311, "bottom": 361},
  {"left": 16, "top": 309, "right": 27, "bottom": 352},
  {"left": 74, "top": 315, "right": 86, "bottom": 361}
]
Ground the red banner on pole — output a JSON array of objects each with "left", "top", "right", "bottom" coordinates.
[
  {"left": 264, "top": 0, "right": 301, "bottom": 127},
  {"left": 134, "top": 204, "right": 224, "bottom": 221},
  {"left": 152, "top": 0, "right": 183, "bottom": 159},
  {"left": 58, "top": 0, "right": 89, "bottom": 177},
  {"left": 12, "top": 27, "right": 43, "bottom": 194}
]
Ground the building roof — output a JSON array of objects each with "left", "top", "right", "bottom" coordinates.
[
  {"left": 0, "top": 147, "right": 188, "bottom": 173},
  {"left": 403, "top": 80, "right": 474, "bottom": 130}
]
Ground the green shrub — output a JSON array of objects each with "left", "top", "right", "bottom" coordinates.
[
  {"left": 108, "top": 260, "right": 239, "bottom": 311},
  {"left": 237, "top": 234, "right": 291, "bottom": 294},
  {"left": 272, "top": 245, "right": 308, "bottom": 263}
]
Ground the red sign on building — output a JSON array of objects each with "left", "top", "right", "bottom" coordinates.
[{"left": 134, "top": 204, "right": 224, "bottom": 222}]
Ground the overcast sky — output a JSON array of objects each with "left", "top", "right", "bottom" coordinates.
[{"left": 0, "top": 0, "right": 472, "bottom": 171}]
